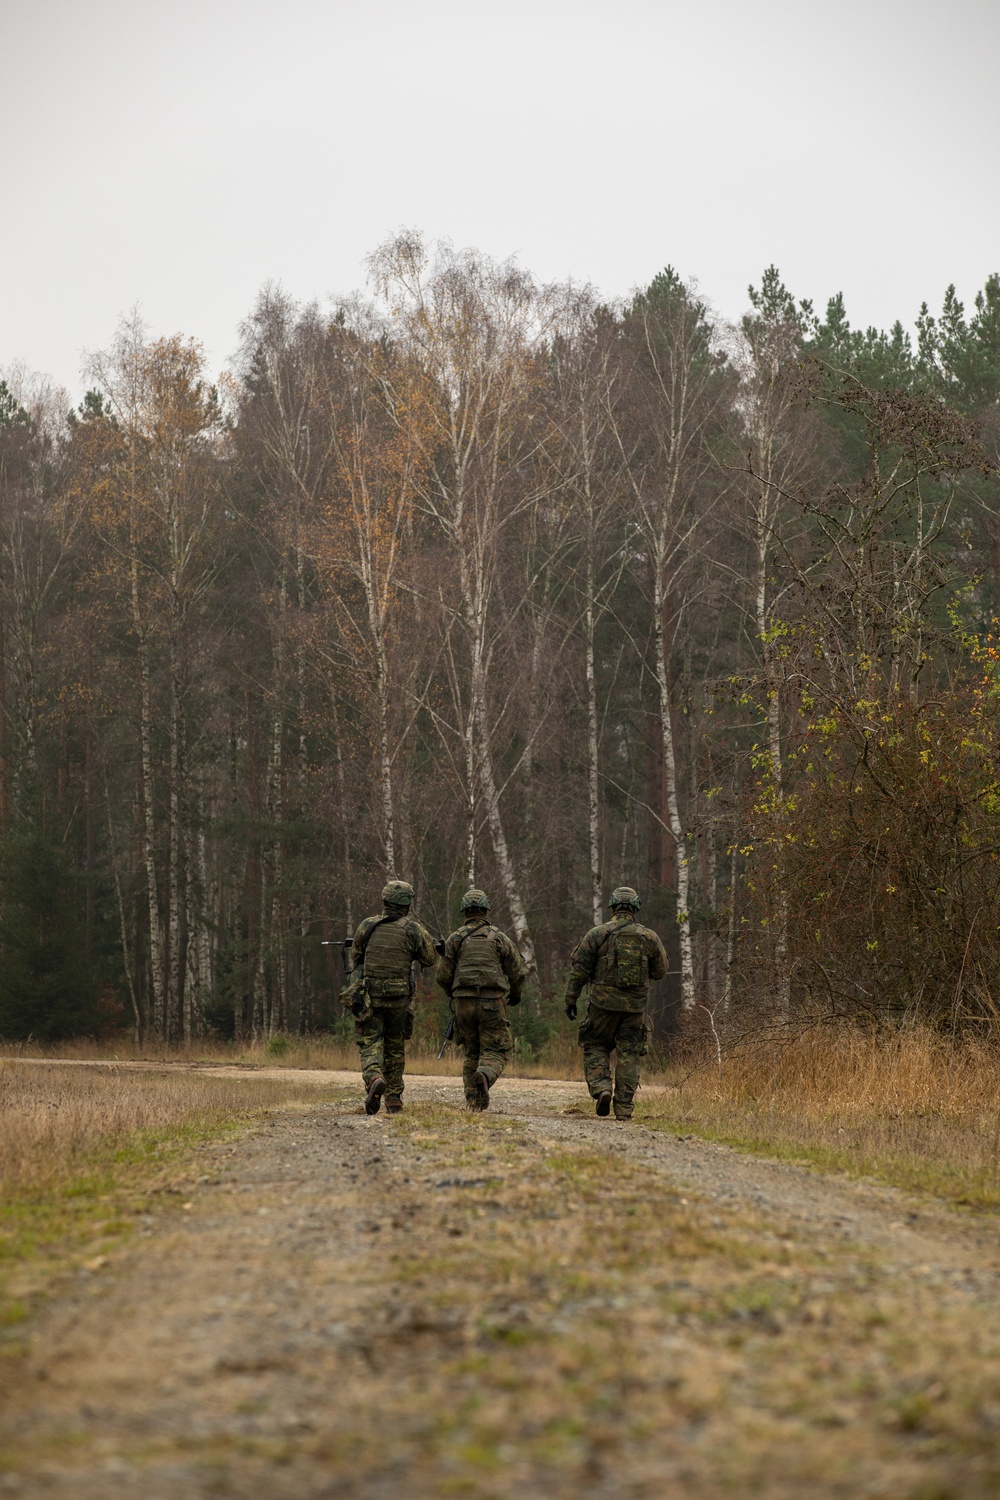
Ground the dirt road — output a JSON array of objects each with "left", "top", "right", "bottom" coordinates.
[{"left": 3, "top": 1070, "right": 1000, "bottom": 1497}]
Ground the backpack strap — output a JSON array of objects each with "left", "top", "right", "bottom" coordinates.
[
  {"left": 595, "top": 916, "right": 636, "bottom": 961},
  {"left": 358, "top": 909, "right": 403, "bottom": 967},
  {"left": 452, "top": 922, "right": 493, "bottom": 964}
]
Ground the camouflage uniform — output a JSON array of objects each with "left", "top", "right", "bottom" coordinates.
[
  {"left": 564, "top": 889, "right": 666, "bottom": 1120},
  {"left": 351, "top": 881, "right": 436, "bottom": 1113},
  {"left": 437, "top": 889, "right": 525, "bottom": 1110}
]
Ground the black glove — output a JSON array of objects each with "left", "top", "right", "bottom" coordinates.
[
  {"left": 434, "top": 937, "right": 446, "bottom": 956},
  {"left": 508, "top": 991, "right": 522, "bottom": 1007},
  {"left": 564, "top": 1000, "right": 577, "bottom": 1021},
  {"left": 351, "top": 997, "right": 366, "bottom": 1018}
]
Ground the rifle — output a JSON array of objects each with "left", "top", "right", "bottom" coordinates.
[
  {"left": 321, "top": 938, "right": 355, "bottom": 976},
  {"left": 437, "top": 1013, "right": 455, "bottom": 1059},
  {"left": 326, "top": 924, "right": 446, "bottom": 1020}
]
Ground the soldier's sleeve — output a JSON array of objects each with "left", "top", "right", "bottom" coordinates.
[
  {"left": 436, "top": 931, "right": 460, "bottom": 994},
  {"left": 409, "top": 920, "right": 437, "bottom": 969},
  {"left": 350, "top": 919, "right": 371, "bottom": 973},
  {"left": 499, "top": 934, "right": 526, "bottom": 998},
  {"left": 646, "top": 929, "right": 668, "bottom": 982},
  {"left": 564, "top": 927, "right": 600, "bottom": 1002}
]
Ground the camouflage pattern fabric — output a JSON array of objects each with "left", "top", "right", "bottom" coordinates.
[
  {"left": 578, "top": 1003, "right": 648, "bottom": 1117},
  {"left": 352, "top": 900, "right": 437, "bottom": 984},
  {"left": 350, "top": 904, "right": 437, "bottom": 1102},
  {"left": 356, "top": 1005, "right": 409, "bottom": 1098},
  {"left": 564, "top": 911, "right": 667, "bottom": 1012},
  {"left": 452, "top": 994, "right": 514, "bottom": 1104},
  {"left": 436, "top": 917, "right": 525, "bottom": 1002}
]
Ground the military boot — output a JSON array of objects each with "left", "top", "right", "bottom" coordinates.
[
  {"left": 613, "top": 1105, "right": 633, "bottom": 1122},
  {"left": 595, "top": 1090, "right": 612, "bottom": 1117},
  {"left": 472, "top": 1071, "right": 490, "bottom": 1111},
  {"left": 385, "top": 1095, "right": 403, "bottom": 1114},
  {"left": 364, "top": 1075, "right": 386, "bottom": 1115}
]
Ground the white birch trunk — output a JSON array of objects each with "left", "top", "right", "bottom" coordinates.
[
  {"left": 167, "top": 615, "right": 183, "bottom": 1043},
  {"left": 376, "top": 647, "right": 396, "bottom": 875},
  {"left": 722, "top": 845, "right": 738, "bottom": 1017},
  {"left": 268, "top": 574, "right": 286, "bottom": 1034},
  {"left": 464, "top": 707, "right": 476, "bottom": 889},
  {"left": 332, "top": 705, "right": 354, "bottom": 933},
  {"left": 105, "top": 778, "right": 144, "bottom": 1042},
  {"left": 585, "top": 552, "right": 603, "bottom": 928},
  {"left": 653, "top": 564, "right": 696, "bottom": 1010},
  {"left": 756, "top": 507, "right": 790, "bottom": 1015},
  {"left": 462, "top": 546, "right": 535, "bottom": 971},
  {"left": 133, "top": 562, "right": 166, "bottom": 1037}
]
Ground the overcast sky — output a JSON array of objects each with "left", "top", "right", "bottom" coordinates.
[{"left": 2, "top": 0, "right": 998, "bottom": 402}]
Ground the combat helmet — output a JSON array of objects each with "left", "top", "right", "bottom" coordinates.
[
  {"left": 610, "top": 885, "right": 641, "bottom": 911},
  {"left": 382, "top": 879, "right": 414, "bottom": 908},
  {"left": 460, "top": 887, "right": 490, "bottom": 914}
]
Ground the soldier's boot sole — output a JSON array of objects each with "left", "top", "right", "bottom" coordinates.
[
  {"left": 473, "top": 1071, "right": 491, "bottom": 1111},
  {"left": 364, "top": 1076, "right": 386, "bottom": 1115},
  {"left": 384, "top": 1096, "right": 403, "bottom": 1114},
  {"left": 595, "top": 1090, "right": 612, "bottom": 1117}
]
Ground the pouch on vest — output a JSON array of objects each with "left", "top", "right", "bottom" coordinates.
[
  {"left": 366, "top": 976, "right": 411, "bottom": 1000},
  {"left": 613, "top": 930, "right": 647, "bottom": 988},
  {"left": 454, "top": 927, "right": 505, "bottom": 991}
]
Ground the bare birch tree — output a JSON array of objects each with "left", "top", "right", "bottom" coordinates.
[
  {"left": 612, "top": 271, "right": 733, "bottom": 1012},
  {"left": 368, "top": 234, "right": 559, "bottom": 971}
]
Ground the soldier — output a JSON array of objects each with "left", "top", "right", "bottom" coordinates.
[
  {"left": 437, "top": 889, "right": 525, "bottom": 1111},
  {"left": 348, "top": 880, "right": 437, "bottom": 1116},
  {"left": 563, "top": 886, "right": 667, "bottom": 1121}
]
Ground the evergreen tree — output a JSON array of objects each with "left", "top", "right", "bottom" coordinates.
[{"left": 0, "top": 822, "right": 99, "bottom": 1039}]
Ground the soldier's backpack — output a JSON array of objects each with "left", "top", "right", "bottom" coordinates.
[
  {"left": 453, "top": 925, "right": 506, "bottom": 992},
  {"left": 595, "top": 919, "right": 648, "bottom": 989}
]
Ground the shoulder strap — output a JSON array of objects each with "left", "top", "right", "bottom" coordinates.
[
  {"left": 359, "top": 910, "right": 403, "bottom": 962},
  {"left": 454, "top": 921, "right": 486, "bottom": 958},
  {"left": 596, "top": 916, "right": 635, "bottom": 958},
  {"left": 452, "top": 921, "right": 500, "bottom": 964}
]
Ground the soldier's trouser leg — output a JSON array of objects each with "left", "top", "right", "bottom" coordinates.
[
  {"left": 579, "top": 1003, "right": 616, "bottom": 1099},
  {"left": 380, "top": 1006, "right": 408, "bottom": 1099},
  {"left": 453, "top": 999, "right": 481, "bottom": 1104},
  {"left": 355, "top": 1009, "right": 385, "bottom": 1089},
  {"left": 455, "top": 996, "right": 482, "bottom": 1104},
  {"left": 475, "top": 998, "right": 513, "bottom": 1088},
  {"left": 610, "top": 1010, "right": 647, "bottom": 1117},
  {"left": 454, "top": 997, "right": 513, "bottom": 1102}
]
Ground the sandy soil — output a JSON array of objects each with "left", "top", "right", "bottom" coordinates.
[{"left": 2, "top": 1069, "right": 999, "bottom": 1497}]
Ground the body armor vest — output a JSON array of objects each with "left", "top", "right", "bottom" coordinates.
[
  {"left": 594, "top": 919, "right": 648, "bottom": 991},
  {"left": 363, "top": 915, "right": 413, "bottom": 1000},
  {"left": 453, "top": 925, "right": 506, "bottom": 994}
]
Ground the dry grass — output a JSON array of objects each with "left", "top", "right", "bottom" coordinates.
[
  {"left": 0, "top": 1031, "right": 583, "bottom": 1078},
  {"left": 0, "top": 1062, "right": 341, "bottom": 1332},
  {"left": 644, "top": 1023, "right": 1000, "bottom": 1208},
  {"left": 6, "top": 1020, "right": 1000, "bottom": 1210},
  {"left": 0, "top": 1061, "right": 329, "bottom": 1202}
]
